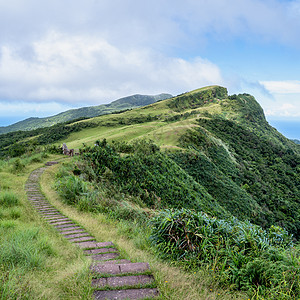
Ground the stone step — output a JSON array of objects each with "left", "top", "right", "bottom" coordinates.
[
  {"left": 38, "top": 208, "right": 59, "bottom": 212},
  {"left": 90, "top": 252, "right": 120, "bottom": 261},
  {"left": 68, "top": 236, "right": 96, "bottom": 243},
  {"left": 41, "top": 210, "right": 57, "bottom": 216},
  {"left": 56, "top": 225, "right": 83, "bottom": 231},
  {"left": 91, "top": 262, "right": 150, "bottom": 275},
  {"left": 58, "top": 228, "right": 85, "bottom": 235},
  {"left": 54, "top": 223, "right": 79, "bottom": 229},
  {"left": 50, "top": 220, "right": 74, "bottom": 226},
  {"left": 76, "top": 241, "right": 114, "bottom": 249},
  {"left": 92, "top": 259, "right": 131, "bottom": 265},
  {"left": 39, "top": 211, "right": 61, "bottom": 215},
  {"left": 48, "top": 218, "right": 71, "bottom": 223},
  {"left": 29, "top": 199, "right": 50, "bottom": 205},
  {"left": 32, "top": 203, "right": 50, "bottom": 207},
  {"left": 93, "top": 288, "right": 159, "bottom": 300},
  {"left": 84, "top": 248, "right": 118, "bottom": 255},
  {"left": 92, "top": 274, "right": 155, "bottom": 288},
  {"left": 43, "top": 215, "right": 65, "bottom": 220},
  {"left": 63, "top": 232, "right": 91, "bottom": 239}
]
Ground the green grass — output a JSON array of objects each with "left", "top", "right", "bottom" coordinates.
[
  {"left": 0, "top": 153, "right": 93, "bottom": 299},
  {"left": 0, "top": 192, "right": 20, "bottom": 207}
]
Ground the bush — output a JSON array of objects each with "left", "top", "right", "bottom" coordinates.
[
  {"left": 80, "top": 140, "right": 226, "bottom": 216},
  {"left": 11, "top": 158, "right": 25, "bottom": 173},
  {"left": 55, "top": 175, "right": 90, "bottom": 205},
  {"left": 149, "top": 208, "right": 299, "bottom": 298}
]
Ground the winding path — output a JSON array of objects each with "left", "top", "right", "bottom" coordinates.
[{"left": 25, "top": 162, "right": 159, "bottom": 300}]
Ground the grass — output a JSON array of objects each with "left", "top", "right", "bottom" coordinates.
[
  {"left": 60, "top": 87, "right": 225, "bottom": 149},
  {"left": 41, "top": 161, "right": 248, "bottom": 299},
  {"left": 0, "top": 154, "right": 94, "bottom": 299}
]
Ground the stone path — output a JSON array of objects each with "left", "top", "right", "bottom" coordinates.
[{"left": 25, "top": 162, "right": 159, "bottom": 300}]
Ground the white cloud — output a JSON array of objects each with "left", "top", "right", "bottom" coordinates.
[
  {"left": 257, "top": 80, "right": 300, "bottom": 118},
  {"left": 265, "top": 102, "right": 300, "bottom": 118},
  {"left": 260, "top": 80, "right": 300, "bottom": 94},
  {"left": 0, "top": 31, "right": 223, "bottom": 104}
]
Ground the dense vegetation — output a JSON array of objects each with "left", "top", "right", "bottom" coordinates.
[
  {"left": 150, "top": 209, "right": 299, "bottom": 299},
  {"left": 79, "top": 140, "right": 227, "bottom": 216},
  {"left": 55, "top": 139, "right": 300, "bottom": 299},
  {"left": 168, "top": 86, "right": 228, "bottom": 111},
  {"left": 176, "top": 117, "right": 300, "bottom": 238}
]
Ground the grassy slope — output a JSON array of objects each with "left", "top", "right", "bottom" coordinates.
[
  {"left": 0, "top": 152, "right": 247, "bottom": 300},
  {"left": 0, "top": 155, "right": 93, "bottom": 299},
  {"left": 1, "top": 85, "right": 299, "bottom": 234},
  {"left": 63, "top": 85, "right": 295, "bottom": 151},
  {"left": 64, "top": 87, "right": 224, "bottom": 149},
  {"left": 58, "top": 86, "right": 299, "bottom": 237}
]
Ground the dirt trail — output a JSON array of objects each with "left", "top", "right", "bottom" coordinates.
[{"left": 25, "top": 162, "right": 159, "bottom": 300}]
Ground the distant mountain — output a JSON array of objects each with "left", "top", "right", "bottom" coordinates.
[
  {"left": 292, "top": 139, "right": 300, "bottom": 144},
  {"left": 0, "top": 93, "right": 172, "bottom": 134}
]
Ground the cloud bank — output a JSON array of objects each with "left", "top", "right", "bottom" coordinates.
[
  {"left": 0, "top": 0, "right": 300, "bottom": 123},
  {"left": 0, "top": 31, "right": 223, "bottom": 104}
]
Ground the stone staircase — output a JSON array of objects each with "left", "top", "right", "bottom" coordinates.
[{"left": 25, "top": 162, "right": 159, "bottom": 300}]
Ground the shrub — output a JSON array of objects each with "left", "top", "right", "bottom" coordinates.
[
  {"left": 80, "top": 140, "right": 226, "bottom": 216},
  {"left": 55, "top": 175, "right": 90, "bottom": 205},
  {"left": 149, "top": 208, "right": 299, "bottom": 298},
  {"left": 11, "top": 158, "right": 25, "bottom": 173}
]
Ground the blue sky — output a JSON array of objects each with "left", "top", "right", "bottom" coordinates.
[{"left": 0, "top": 0, "right": 299, "bottom": 139}]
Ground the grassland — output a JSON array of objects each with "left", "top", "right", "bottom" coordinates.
[
  {"left": 0, "top": 93, "right": 172, "bottom": 134},
  {"left": 0, "top": 154, "right": 93, "bottom": 299}
]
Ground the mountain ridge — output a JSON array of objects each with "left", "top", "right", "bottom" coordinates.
[{"left": 0, "top": 93, "right": 172, "bottom": 134}]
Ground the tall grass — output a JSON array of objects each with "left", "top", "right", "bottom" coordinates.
[
  {"left": 0, "top": 192, "right": 20, "bottom": 207},
  {"left": 0, "top": 227, "right": 55, "bottom": 270},
  {"left": 0, "top": 265, "right": 32, "bottom": 300}
]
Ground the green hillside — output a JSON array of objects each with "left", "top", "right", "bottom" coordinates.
[
  {"left": 1, "top": 85, "right": 299, "bottom": 299},
  {"left": 0, "top": 93, "right": 172, "bottom": 134},
  {"left": 0, "top": 85, "right": 299, "bottom": 238}
]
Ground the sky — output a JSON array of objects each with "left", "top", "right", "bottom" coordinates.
[{"left": 0, "top": 0, "right": 299, "bottom": 139}]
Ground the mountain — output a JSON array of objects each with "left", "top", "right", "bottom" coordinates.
[
  {"left": 292, "top": 139, "right": 300, "bottom": 144},
  {"left": 0, "top": 85, "right": 299, "bottom": 238},
  {"left": 0, "top": 93, "right": 172, "bottom": 134}
]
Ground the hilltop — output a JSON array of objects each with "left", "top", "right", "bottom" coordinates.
[{"left": 0, "top": 93, "right": 172, "bottom": 134}]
